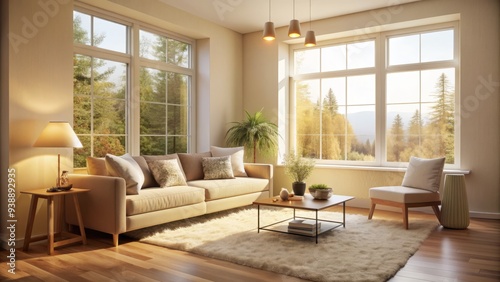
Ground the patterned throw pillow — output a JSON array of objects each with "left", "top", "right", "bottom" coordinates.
[
  {"left": 202, "top": 156, "right": 235, "bottom": 180},
  {"left": 210, "top": 146, "right": 247, "bottom": 177},
  {"left": 147, "top": 159, "right": 187, "bottom": 187}
]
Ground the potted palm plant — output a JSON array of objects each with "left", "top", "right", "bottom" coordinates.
[
  {"left": 225, "top": 109, "right": 279, "bottom": 163},
  {"left": 283, "top": 151, "right": 315, "bottom": 196}
]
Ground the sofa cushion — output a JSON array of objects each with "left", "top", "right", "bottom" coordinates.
[
  {"left": 126, "top": 186, "right": 205, "bottom": 216},
  {"left": 202, "top": 156, "right": 234, "bottom": 180},
  {"left": 210, "top": 146, "right": 247, "bottom": 177},
  {"left": 147, "top": 159, "right": 187, "bottom": 187},
  {"left": 188, "top": 177, "right": 269, "bottom": 200},
  {"left": 402, "top": 156, "right": 445, "bottom": 192},
  {"left": 178, "top": 152, "right": 212, "bottom": 181},
  {"left": 86, "top": 157, "right": 109, "bottom": 176},
  {"left": 105, "top": 153, "right": 145, "bottom": 195}
]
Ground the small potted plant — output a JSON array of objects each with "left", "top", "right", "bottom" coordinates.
[
  {"left": 283, "top": 151, "right": 315, "bottom": 196},
  {"left": 309, "top": 183, "right": 333, "bottom": 200}
]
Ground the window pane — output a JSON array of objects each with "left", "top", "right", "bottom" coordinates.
[
  {"left": 321, "top": 45, "right": 346, "bottom": 72},
  {"left": 74, "top": 96, "right": 91, "bottom": 134},
  {"left": 94, "top": 98, "right": 126, "bottom": 134},
  {"left": 94, "top": 136, "right": 126, "bottom": 157},
  {"left": 294, "top": 49, "right": 320, "bottom": 74},
  {"left": 421, "top": 68, "right": 454, "bottom": 103},
  {"left": 168, "top": 38, "right": 190, "bottom": 68},
  {"left": 140, "top": 136, "right": 166, "bottom": 155},
  {"left": 387, "top": 71, "right": 420, "bottom": 104},
  {"left": 73, "top": 55, "right": 92, "bottom": 96},
  {"left": 347, "top": 75, "right": 375, "bottom": 105},
  {"left": 94, "top": 59, "right": 127, "bottom": 99},
  {"left": 167, "top": 105, "right": 188, "bottom": 135},
  {"left": 140, "top": 103, "right": 166, "bottom": 135},
  {"left": 322, "top": 77, "right": 346, "bottom": 106},
  {"left": 140, "top": 30, "right": 191, "bottom": 68},
  {"left": 347, "top": 41, "right": 375, "bottom": 69},
  {"left": 167, "top": 136, "right": 187, "bottom": 154},
  {"left": 93, "top": 17, "right": 127, "bottom": 53},
  {"left": 347, "top": 106, "right": 375, "bottom": 161},
  {"left": 74, "top": 136, "right": 91, "bottom": 168},
  {"left": 388, "top": 34, "right": 419, "bottom": 66},
  {"left": 140, "top": 68, "right": 166, "bottom": 103},
  {"left": 167, "top": 73, "right": 189, "bottom": 105},
  {"left": 73, "top": 11, "right": 90, "bottom": 45},
  {"left": 422, "top": 30, "right": 453, "bottom": 62},
  {"left": 140, "top": 30, "right": 164, "bottom": 61}
]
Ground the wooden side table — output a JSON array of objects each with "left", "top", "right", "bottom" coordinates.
[{"left": 22, "top": 188, "right": 89, "bottom": 255}]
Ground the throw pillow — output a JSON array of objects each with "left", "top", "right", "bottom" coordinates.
[
  {"left": 105, "top": 153, "right": 145, "bottom": 195},
  {"left": 143, "top": 154, "right": 185, "bottom": 187},
  {"left": 210, "top": 146, "right": 247, "bottom": 177},
  {"left": 178, "top": 152, "right": 212, "bottom": 181},
  {"left": 147, "top": 159, "right": 187, "bottom": 187},
  {"left": 202, "top": 156, "right": 234, "bottom": 180},
  {"left": 86, "top": 156, "right": 108, "bottom": 176},
  {"left": 402, "top": 156, "right": 446, "bottom": 192}
]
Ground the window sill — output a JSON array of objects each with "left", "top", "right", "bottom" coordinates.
[{"left": 310, "top": 164, "right": 471, "bottom": 174}]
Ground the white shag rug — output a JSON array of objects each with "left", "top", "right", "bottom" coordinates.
[{"left": 126, "top": 207, "right": 438, "bottom": 282}]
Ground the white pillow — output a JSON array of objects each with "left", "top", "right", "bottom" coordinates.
[
  {"left": 210, "top": 146, "right": 247, "bottom": 177},
  {"left": 105, "top": 153, "right": 145, "bottom": 195},
  {"left": 402, "top": 156, "right": 445, "bottom": 192},
  {"left": 147, "top": 159, "right": 187, "bottom": 187}
]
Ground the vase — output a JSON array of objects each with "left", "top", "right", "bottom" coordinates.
[
  {"left": 280, "top": 188, "right": 289, "bottom": 200},
  {"left": 441, "top": 174, "right": 469, "bottom": 229},
  {"left": 292, "top": 182, "right": 306, "bottom": 196}
]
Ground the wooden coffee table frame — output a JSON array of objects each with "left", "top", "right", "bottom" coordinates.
[{"left": 253, "top": 194, "right": 354, "bottom": 243}]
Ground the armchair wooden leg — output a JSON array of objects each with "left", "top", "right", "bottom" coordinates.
[
  {"left": 368, "top": 202, "right": 376, "bottom": 219},
  {"left": 113, "top": 234, "right": 119, "bottom": 247},
  {"left": 432, "top": 205, "right": 441, "bottom": 224},
  {"left": 402, "top": 205, "right": 409, "bottom": 230}
]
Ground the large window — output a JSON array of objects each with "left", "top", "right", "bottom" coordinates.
[
  {"left": 139, "top": 30, "right": 191, "bottom": 155},
  {"left": 73, "top": 9, "right": 193, "bottom": 168},
  {"left": 291, "top": 25, "right": 458, "bottom": 166}
]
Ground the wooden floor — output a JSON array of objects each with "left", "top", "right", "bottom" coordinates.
[{"left": 1, "top": 207, "right": 499, "bottom": 282}]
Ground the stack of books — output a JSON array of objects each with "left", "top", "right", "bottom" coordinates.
[{"left": 288, "top": 219, "right": 321, "bottom": 236}]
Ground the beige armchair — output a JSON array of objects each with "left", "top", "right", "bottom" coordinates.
[{"left": 368, "top": 156, "right": 445, "bottom": 229}]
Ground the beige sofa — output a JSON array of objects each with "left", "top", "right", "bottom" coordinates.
[{"left": 65, "top": 150, "right": 273, "bottom": 246}]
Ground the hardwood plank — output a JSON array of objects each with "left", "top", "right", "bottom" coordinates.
[{"left": 1, "top": 207, "right": 498, "bottom": 282}]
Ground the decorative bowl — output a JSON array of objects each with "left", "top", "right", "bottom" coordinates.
[{"left": 309, "top": 187, "right": 333, "bottom": 200}]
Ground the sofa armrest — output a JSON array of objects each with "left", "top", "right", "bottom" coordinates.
[
  {"left": 244, "top": 163, "right": 273, "bottom": 197},
  {"left": 244, "top": 163, "right": 273, "bottom": 180},
  {"left": 65, "top": 174, "right": 127, "bottom": 236}
]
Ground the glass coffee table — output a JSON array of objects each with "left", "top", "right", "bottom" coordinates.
[{"left": 253, "top": 194, "right": 354, "bottom": 243}]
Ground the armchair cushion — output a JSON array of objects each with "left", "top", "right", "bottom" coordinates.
[
  {"left": 402, "top": 156, "right": 445, "bottom": 192},
  {"left": 369, "top": 186, "right": 441, "bottom": 204}
]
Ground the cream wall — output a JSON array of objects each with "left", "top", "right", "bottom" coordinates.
[
  {"left": 243, "top": 0, "right": 500, "bottom": 217},
  {"left": 0, "top": 0, "right": 244, "bottom": 247}
]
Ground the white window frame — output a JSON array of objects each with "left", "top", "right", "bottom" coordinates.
[
  {"left": 73, "top": 4, "right": 196, "bottom": 164},
  {"left": 289, "top": 21, "right": 460, "bottom": 168}
]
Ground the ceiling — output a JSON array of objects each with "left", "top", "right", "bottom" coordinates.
[{"left": 158, "top": 0, "right": 421, "bottom": 34}]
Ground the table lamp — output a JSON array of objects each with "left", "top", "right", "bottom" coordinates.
[{"left": 33, "top": 121, "right": 83, "bottom": 187}]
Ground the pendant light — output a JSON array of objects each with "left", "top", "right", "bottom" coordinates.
[
  {"left": 304, "top": 0, "right": 316, "bottom": 47},
  {"left": 262, "top": 0, "right": 276, "bottom": 41},
  {"left": 288, "top": 0, "right": 301, "bottom": 38}
]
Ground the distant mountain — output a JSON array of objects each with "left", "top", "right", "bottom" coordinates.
[{"left": 344, "top": 111, "right": 425, "bottom": 143}]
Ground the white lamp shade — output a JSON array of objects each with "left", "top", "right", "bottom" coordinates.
[
  {"left": 263, "top": 21, "right": 276, "bottom": 41},
  {"left": 288, "top": 19, "right": 301, "bottom": 38},
  {"left": 305, "top": 30, "right": 316, "bottom": 47},
  {"left": 33, "top": 121, "right": 83, "bottom": 148}
]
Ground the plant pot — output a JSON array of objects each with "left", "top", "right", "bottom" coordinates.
[
  {"left": 309, "top": 187, "right": 333, "bottom": 200},
  {"left": 292, "top": 182, "right": 307, "bottom": 196}
]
